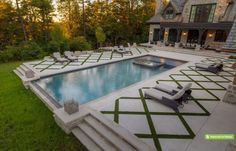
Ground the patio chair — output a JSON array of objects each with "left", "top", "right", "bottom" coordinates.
[
  {"left": 52, "top": 52, "right": 68, "bottom": 63},
  {"left": 64, "top": 51, "right": 78, "bottom": 61},
  {"left": 120, "top": 45, "right": 132, "bottom": 53},
  {"left": 154, "top": 83, "right": 192, "bottom": 103},
  {"left": 195, "top": 62, "right": 223, "bottom": 74},
  {"left": 145, "top": 88, "right": 186, "bottom": 111},
  {"left": 127, "top": 43, "right": 131, "bottom": 47}
]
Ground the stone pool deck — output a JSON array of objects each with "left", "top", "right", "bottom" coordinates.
[{"left": 14, "top": 47, "right": 236, "bottom": 151}]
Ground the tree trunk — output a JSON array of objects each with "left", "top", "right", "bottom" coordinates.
[
  {"left": 82, "top": 0, "right": 86, "bottom": 36},
  {"left": 15, "top": 0, "right": 27, "bottom": 41}
]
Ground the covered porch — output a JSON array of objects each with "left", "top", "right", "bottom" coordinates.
[{"left": 151, "top": 22, "right": 233, "bottom": 50}]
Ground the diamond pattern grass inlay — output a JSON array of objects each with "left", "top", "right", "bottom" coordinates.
[{"left": 101, "top": 57, "right": 234, "bottom": 151}]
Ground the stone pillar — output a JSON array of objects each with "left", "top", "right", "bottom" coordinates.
[
  {"left": 164, "top": 28, "right": 169, "bottom": 44},
  {"left": 198, "top": 29, "right": 204, "bottom": 45},
  {"left": 233, "top": 74, "right": 236, "bottom": 85},
  {"left": 196, "top": 29, "right": 204, "bottom": 50},
  {"left": 25, "top": 70, "right": 35, "bottom": 78},
  {"left": 222, "top": 84, "right": 236, "bottom": 104},
  {"left": 175, "top": 29, "right": 181, "bottom": 48}
]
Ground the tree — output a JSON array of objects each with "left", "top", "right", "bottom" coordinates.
[
  {"left": 48, "top": 25, "right": 69, "bottom": 53},
  {"left": 95, "top": 27, "right": 106, "bottom": 47},
  {"left": 15, "top": 0, "right": 28, "bottom": 41}
]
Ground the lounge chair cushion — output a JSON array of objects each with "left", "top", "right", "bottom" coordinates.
[
  {"left": 170, "top": 89, "right": 185, "bottom": 100},
  {"left": 145, "top": 88, "right": 185, "bottom": 101},
  {"left": 155, "top": 83, "right": 177, "bottom": 93},
  {"left": 196, "top": 63, "right": 210, "bottom": 69},
  {"left": 155, "top": 83, "right": 192, "bottom": 93},
  {"left": 182, "top": 83, "right": 192, "bottom": 91}
]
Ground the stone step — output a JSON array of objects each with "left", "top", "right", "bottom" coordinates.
[
  {"left": 16, "top": 67, "right": 25, "bottom": 76},
  {"left": 72, "top": 127, "right": 103, "bottom": 151},
  {"left": 84, "top": 116, "right": 136, "bottom": 151},
  {"left": 19, "top": 65, "right": 28, "bottom": 73},
  {"left": 78, "top": 122, "right": 117, "bottom": 151},
  {"left": 88, "top": 110, "right": 154, "bottom": 151}
]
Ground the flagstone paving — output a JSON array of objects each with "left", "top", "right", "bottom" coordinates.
[{"left": 100, "top": 57, "right": 235, "bottom": 151}]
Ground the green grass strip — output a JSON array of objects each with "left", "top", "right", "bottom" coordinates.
[
  {"left": 40, "top": 62, "right": 57, "bottom": 72},
  {"left": 33, "top": 60, "right": 46, "bottom": 67},
  {"left": 114, "top": 99, "right": 119, "bottom": 123},
  {"left": 96, "top": 52, "right": 103, "bottom": 62},
  {"left": 81, "top": 54, "right": 92, "bottom": 65},
  {"left": 61, "top": 61, "right": 71, "bottom": 69},
  {"left": 135, "top": 47, "right": 142, "bottom": 54},
  {"left": 139, "top": 89, "right": 162, "bottom": 151}
]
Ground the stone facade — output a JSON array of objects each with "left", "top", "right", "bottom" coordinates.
[
  {"left": 223, "top": 20, "right": 236, "bottom": 51},
  {"left": 148, "top": 0, "right": 236, "bottom": 50}
]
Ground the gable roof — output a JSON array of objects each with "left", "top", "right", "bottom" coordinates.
[
  {"left": 146, "top": 0, "right": 186, "bottom": 24},
  {"left": 170, "top": 0, "right": 186, "bottom": 13}
]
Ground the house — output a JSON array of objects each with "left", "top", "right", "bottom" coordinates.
[{"left": 147, "top": 0, "right": 236, "bottom": 51}]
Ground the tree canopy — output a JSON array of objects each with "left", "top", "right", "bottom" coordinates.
[{"left": 0, "top": 0, "right": 155, "bottom": 62}]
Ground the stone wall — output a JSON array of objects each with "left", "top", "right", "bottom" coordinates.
[
  {"left": 149, "top": 24, "right": 160, "bottom": 42},
  {"left": 182, "top": 0, "right": 230, "bottom": 23},
  {"left": 180, "top": 30, "right": 188, "bottom": 44},
  {"left": 164, "top": 28, "right": 169, "bottom": 43}
]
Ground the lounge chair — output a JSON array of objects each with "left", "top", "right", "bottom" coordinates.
[
  {"left": 145, "top": 85, "right": 190, "bottom": 111},
  {"left": 52, "top": 52, "right": 68, "bottom": 63},
  {"left": 195, "top": 62, "right": 223, "bottom": 74},
  {"left": 113, "top": 46, "right": 131, "bottom": 54},
  {"left": 154, "top": 83, "right": 192, "bottom": 103},
  {"left": 64, "top": 51, "right": 78, "bottom": 61},
  {"left": 119, "top": 45, "right": 132, "bottom": 54}
]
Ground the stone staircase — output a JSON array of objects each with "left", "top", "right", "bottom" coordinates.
[
  {"left": 54, "top": 107, "right": 154, "bottom": 151},
  {"left": 14, "top": 64, "right": 39, "bottom": 87},
  {"left": 223, "top": 20, "right": 236, "bottom": 52}
]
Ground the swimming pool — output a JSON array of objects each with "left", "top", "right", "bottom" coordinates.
[{"left": 35, "top": 55, "right": 186, "bottom": 105}]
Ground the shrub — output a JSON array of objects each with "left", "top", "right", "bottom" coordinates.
[
  {"left": 0, "top": 41, "right": 43, "bottom": 62},
  {"left": 0, "top": 46, "right": 19, "bottom": 62},
  {"left": 69, "top": 36, "right": 91, "bottom": 51},
  {"left": 19, "top": 41, "right": 43, "bottom": 60},
  {"left": 48, "top": 41, "right": 61, "bottom": 53},
  {"left": 95, "top": 27, "right": 106, "bottom": 47},
  {"left": 47, "top": 40, "right": 69, "bottom": 54}
]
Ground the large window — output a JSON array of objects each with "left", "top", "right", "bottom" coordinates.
[
  {"left": 189, "top": 4, "right": 216, "bottom": 23},
  {"left": 165, "top": 7, "right": 174, "bottom": 19},
  {"left": 214, "top": 30, "right": 227, "bottom": 42}
]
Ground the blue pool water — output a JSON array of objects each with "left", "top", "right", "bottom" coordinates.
[{"left": 36, "top": 55, "right": 185, "bottom": 105}]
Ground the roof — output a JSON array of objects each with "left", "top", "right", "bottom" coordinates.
[
  {"left": 146, "top": 13, "right": 161, "bottom": 24},
  {"left": 170, "top": 0, "right": 186, "bottom": 13},
  {"left": 146, "top": 0, "right": 186, "bottom": 24}
]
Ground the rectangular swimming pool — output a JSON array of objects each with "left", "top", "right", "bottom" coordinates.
[{"left": 35, "top": 55, "right": 186, "bottom": 105}]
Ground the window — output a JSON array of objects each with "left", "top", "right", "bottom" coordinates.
[
  {"left": 165, "top": 7, "right": 174, "bottom": 19},
  {"left": 189, "top": 4, "right": 216, "bottom": 23},
  {"left": 214, "top": 30, "right": 227, "bottom": 42}
]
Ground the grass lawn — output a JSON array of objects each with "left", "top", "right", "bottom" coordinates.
[{"left": 0, "top": 62, "right": 87, "bottom": 151}]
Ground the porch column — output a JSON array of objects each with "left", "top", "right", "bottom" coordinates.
[
  {"left": 158, "top": 28, "right": 162, "bottom": 41},
  {"left": 198, "top": 29, "right": 205, "bottom": 45},
  {"left": 176, "top": 29, "right": 181, "bottom": 43}
]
